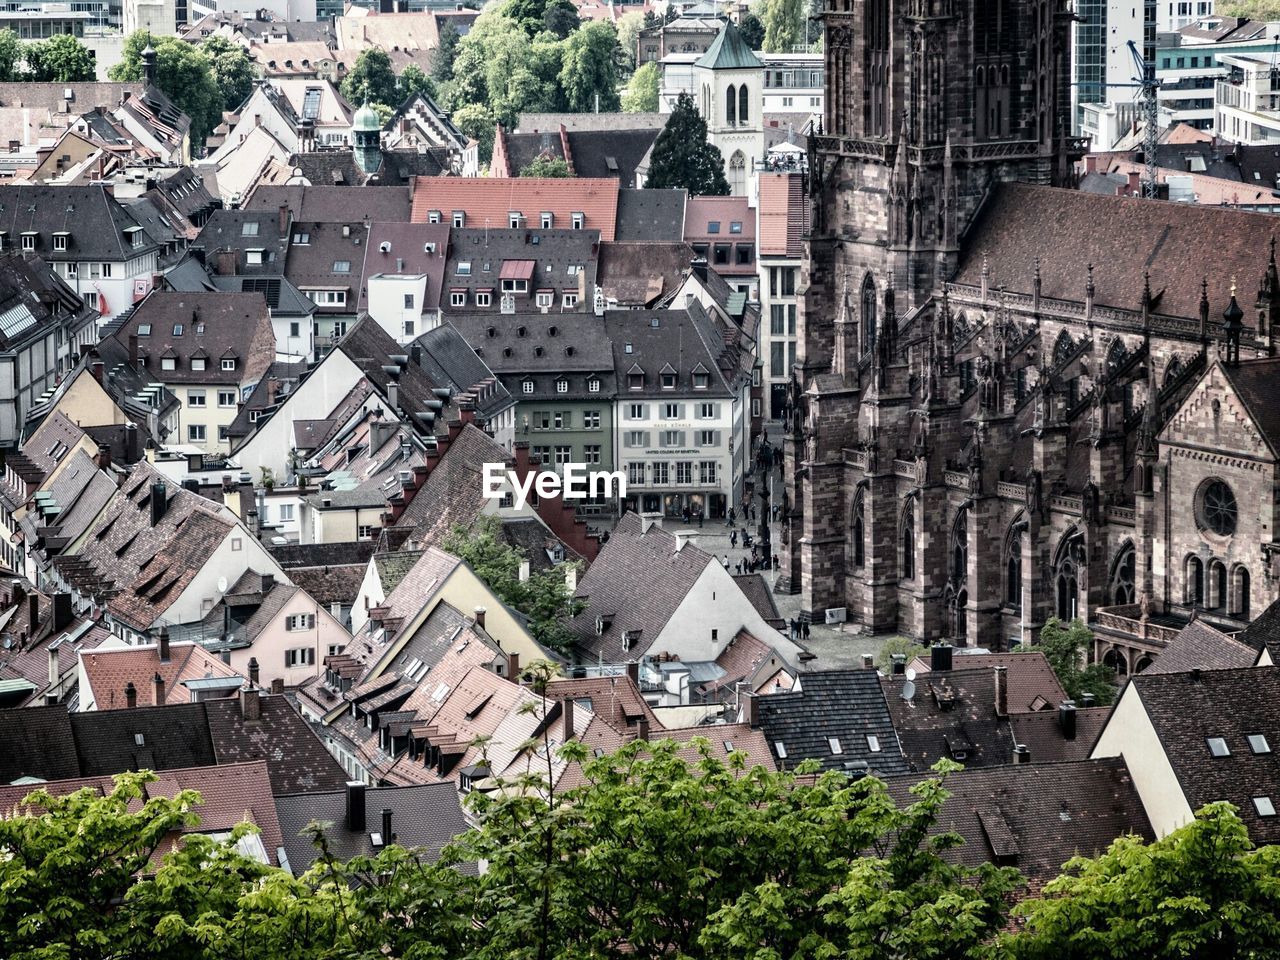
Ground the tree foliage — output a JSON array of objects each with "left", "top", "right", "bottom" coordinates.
[
  {"left": 520, "top": 156, "right": 572, "bottom": 177},
  {"left": 762, "top": 0, "right": 806, "bottom": 52},
  {"left": 645, "top": 92, "right": 729, "bottom": 195},
  {"left": 432, "top": 19, "right": 462, "bottom": 83},
  {"left": 1220, "top": 1, "right": 1280, "bottom": 19},
  {"left": 543, "top": 0, "right": 582, "bottom": 39},
  {"left": 1011, "top": 802, "right": 1280, "bottom": 960},
  {"left": 452, "top": 101, "right": 497, "bottom": 163},
  {"left": 558, "top": 21, "right": 620, "bottom": 113},
  {"left": 340, "top": 47, "right": 399, "bottom": 111},
  {"left": 200, "top": 35, "right": 255, "bottom": 114},
  {"left": 1018, "top": 617, "right": 1115, "bottom": 705},
  {"left": 616, "top": 9, "right": 646, "bottom": 72},
  {"left": 621, "top": 60, "right": 659, "bottom": 113},
  {"left": 739, "top": 11, "right": 765, "bottom": 50},
  {"left": 441, "top": 514, "right": 582, "bottom": 653},
  {"left": 397, "top": 63, "right": 437, "bottom": 104},
  {"left": 24, "top": 34, "right": 95, "bottom": 82},
  {"left": 0, "top": 28, "right": 21, "bottom": 80},
  {"left": 876, "top": 634, "right": 922, "bottom": 672},
  {"left": 111, "top": 33, "right": 222, "bottom": 147}
]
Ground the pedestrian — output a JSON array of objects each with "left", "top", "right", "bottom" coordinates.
[
  {"left": 802, "top": 619, "right": 811, "bottom": 641},
  {"left": 788, "top": 617, "right": 797, "bottom": 639},
  {"left": 773, "top": 555, "right": 780, "bottom": 572},
  {"left": 728, "top": 507, "right": 736, "bottom": 527},
  {"left": 699, "top": 513, "right": 704, "bottom": 527},
  {"left": 771, "top": 503, "right": 779, "bottom": 522},
  {"left": 730, "top": 530, "right": 738, "bottom": 548},
  {"left": 735, "top": 560, "right": 743, "bottom": 575},
  {"left": 723, "top": 554, "right": 729, "bottom": 569}
]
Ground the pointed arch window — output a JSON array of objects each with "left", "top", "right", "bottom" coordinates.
[
  {"left": 726, "top": 84, "right": 737, "bottom": 125},
  {"left": 1186, "top": 555, "right": 1204, "bottom": 606},
  {"left": 900, "top": 502, "right": 915, "bottom": 580},
  {"left": 950, "top": 509, "right": 968, "bottom": 587},
  {"left": 1110, "top": 543, "right": 1135, "bottom": 605},
  {"left": 1006, "top": 528, "right": 1022, "bottom": 606},
  {"left": 1054, "top": 530, "right": 1082, "bottom": 622},
  {"left": 860, "top": 274, "right": 877, "bottom": 354},
  {"left": 1232, "top": 566, "right": 1251, "bottom": 618},
  {"left": 738, "top": 84, "right": 749, "bottom": 124},
  {"left": 1053, "top": 330, "right": 1075, "bottom": 367},
  {"left": 852, "top": 491, "right": 866, "bottom": 569}
]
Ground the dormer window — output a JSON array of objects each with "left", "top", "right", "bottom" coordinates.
[
  {"left": 556, "top": 378, "right": 568, "bottom": 394},
  {"left": 124, "top": 226, "right": 144, "bottom": 249},
  {"left": 508, "top": 211, "right": 522, "bottom": 228},
  {"left": 52, "top": 231, "right": 69, "bottom": 251},
  {"left": 522, "top": 379, "right": 534, "bottom": 394},
  {"left": 541, "top": 212, "right": 553, "bottom": 229},
  {"left": 693, "top": 371, "right": 709, "bottom": 389},
  {"left": 191, "top": 357, "right": 206, "bottom": 371},
  {"left": 452, "top": 211, "right": 465, "bottom": 228},
  {"left": 21, "top": 231, "right": 36, "bottom": 251},
  {"left": 456, "top": 261, "right": 472, "bottom": 276},
  {"left": 161, "top": 356, "right": 176, "bottom": 371},
  {"left": 571, "top": 211, "right": 584, "bottom": 230},
  {"left": 427, "top": 209, "right": 441, "bottom": 223},
  {"left": 588, "top": 377, "right": 600, "bottom": 393},
  {"left": 222, "top": 358, "right": 236, "bottom": 371},
  {"left": 628, "top": 372, "right": 643, "bottom": 390},
  {"left": 661, "top": 372, "right": 677, "bottom": 389}
]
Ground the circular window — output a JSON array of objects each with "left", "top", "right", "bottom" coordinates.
[{"left": 1198, "top": 479, "right": 1238, "bottom": 536}]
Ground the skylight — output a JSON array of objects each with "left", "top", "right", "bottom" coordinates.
[
  {"left": 1248, "top": 734, "right": 1271, "bottom": 755},
  {"left": 1254, "top": 796, "right": 1276, "bottom": 817},
  {"left": 775, "top": 741, "right": 787, "bottom": 758},
  {"left": 723, "top": 741, "right": 734, "bottom": 753},
  {"left": 241, "top": 222, "right": 259, "bottom": 236},
  {"left": 1207, "top": 737, "right": 1230, "bottom": 757},
  {"left": 866, "top": 735, "right": 881, "bottom": 753},
  {"left": 827, "top": 737, "right": 843, "bottom": 755}
]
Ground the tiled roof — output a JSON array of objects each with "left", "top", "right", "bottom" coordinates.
[
  {"left": 243, "top": 184, "right": 413, "bottom": 223},
  {"left": 411, "top": 176, "right": 620, "bottom": 241},
  {"left": 597, "top": 241, "right": 696, "bottom": 306},
  {"left": 395, "top": 423, "right": 514, "bottom": 547},
  {"left": 1008, "top": 706, "right": 1110, "bottom": 763},
  {"left": 274, "top": 781, "right": 469, "bottom": 872},
  {"left": 566, "top": 129, "right": 660, "bottom": 187},
  {"left": 1237, "top": 595, "right": 1280, "bottom": 665},
  {"left": 882, "top": 758, "right": 1153, "bottom": 882},
  {"left": 544, "top": 673, "right": 660, "bottom": 733},
  {"left": 698, "top": 628, "right": 789, "bottom": 698},
  {"left": 71, "top": 702, "right": 218, "bottom": 774},
  {"left": 732, "top": 574, "right": 783, "bottom": 628},
  {"left": 883, "top": 668, "right": 1016, "bottom": 771},
  {"left": 358, "top": 221, "right": 450, "bottom": 313},
  {"left": 1145, "top": 620, "right": 1259, "bottom": 675},
  {"left": 0, "top": 760, "right": 284, "bottom": 865},
  {"left": 568, "top": 513, "right": 713, "bottom": 662},
  {"left": 205, "top": 693, "right": 349, "bottom": 794},
  {"left": 412, "top": 322, "right": 512, "bottom": 423},
  {"left": 285, "top": 563, "right": 367, "bottom": 609},
  {"left": 755, "top": 669, "right": 909, "bottom": 776},
  {"left": 602, "top": 308, "right": 735, "bottom": 398},
  {"left": 1130, "top": 666, "right": 1280, "bottom": 843},
  {"left": 1217, "top": 358, "right": 1280, "bottom": 458},
  {"left": 614, "top": 188, "right": 686, "bottom": 243},
  {"left": 335, "top": 315, "right": 463, "bottom": 432},
  {"left": 684, "top": 195, "right": 755, "bottom": 241},
  {"left": 905, "top": 651, "right": 1068, "bottom": 714},
  {"left": 757, "top": 172, "right": 808, "bottom": 258},
  {"left": 954, "top": 183, "right": 1280, "bottom": 322},
  {"left": 80, "top": 640, "right": 240, "bottom": 710},
  {"left": 0, "top": 706, "right": 79, "bottom": 782}
]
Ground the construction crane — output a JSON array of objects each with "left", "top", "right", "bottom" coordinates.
[{"left": 1126, "top": 39, "right": 1161, "bottom": 199}]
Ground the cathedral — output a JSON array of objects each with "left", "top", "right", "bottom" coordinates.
[{"left": 779, "top": 0, "right": 1280, "bottom": 671}]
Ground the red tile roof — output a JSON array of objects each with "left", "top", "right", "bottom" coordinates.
[
  {"left": 683, "top": 195, "right": 755, "bottom": 241},
  {"left": 410, "top": 176, "right": 620, "bottom": 241},
  {"left": 81, "top": 640, "right": 240, "bottom": 709},
  {"left": 757, "top": 172, "right": 808, "bottom": 258}
]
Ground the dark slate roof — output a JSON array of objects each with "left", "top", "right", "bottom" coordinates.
[
  {"left": 0, "top": 183, "right": 160, "bottom": 262},
  {"left": 0, "top": 253, "right": 96, "bottom": 349},
  {"left": 1145, "top": 620, "right": 1259, "bottom": 674},
  {"left": 336, "top": 315, "right": 462, "bottom": 434},
  {"left": 0, "top": 705, "right": 79, "bottom": 783},
  {"left": 243, "top": 184, "right": 412, "bottom": 223},
  {"left": 1218, "top": 358, "right": 1280, "bottom": 458},
  {"left": 883, "top": 668, "right": 1016, "bottom": 772},
  {"left": 71, "top": 703, "right": 218, "bottom": 775},
  {"left": 754, "top": 669, "right": 909, "bottom": 776},
  {"left": 733, "top": 573, "right": 783, "bottom": 628},
  {"left": 1238, "top": 595, "right": 1280, "bottom": 664},
  {"left": 275, "top": 781, "right": 469, "bottom": 872},
  {"left": 413, "top": 321, "right": 513, "bottom": 423},
  {"left": 394, "top": 422, "right": 512, "bottom": 546},
  {"left": 1007, "top": 706, "right": 1110, "bottom": 764},
  {"left": 602, "top": 308, "right": 735, "bottom": 398},
  {"left": 883, "top": 758, "right": 1154, "bottom": 882},
  {"left": 450, "top": 312, "right": 616, "bottom": 402},
  {"left": 567, "top": 130, "right": 659, "bottom": 188},
  {"left": 614, "top": 188, "right": 687, "bottom": 242},
  {"left": 270, "top": 539, "right": 379, "bottom": 568},
  {"left": 442, "top": 227, "right": 600, "bottom": 309},
  {"left": 282, "top": 219, "right": 372, "bottom": 311},
  {"left": 205, "top": 694, "right": 348, "bottom": 795},
  {"left": 211, "top": 274, "right": 315, "bottom": 316},
  {"left": 194, "top": 208, "right": 290, "bottom": 275},
  {"left": 1131, "top": 666, "right": 1280, "bottom": 843}
]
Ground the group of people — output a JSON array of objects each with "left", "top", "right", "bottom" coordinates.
[
  {"left": 723, "top": 550, "right": 778, "bottom": 577},
  {"left": 788, "top": 617, "right": 811, "bottom": 641}
]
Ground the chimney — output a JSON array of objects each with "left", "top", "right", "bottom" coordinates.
[
  {"left": 1012, "top": 743, "right": 1031, "bottom": 764},
  {"left": 506, "top": 651, "right": 519, "bottom": 679},
  {"left": 891, "top": 653, "right": 906, "bottom": 675},
  {"left": 271, "top": 677, "right": 284, "bottom": 694},
  {"left": 150, "top": 482, "right": 167, "bottom": 526},
  {"left": 97, "top": 444, "right": 112, "bottom": 473},
  {"left": 930, "top": 643, "right": 953, "bottom": 672},
  {"left": 410, "top": 343, "right": 422, "bottom": 366},
  {"left": 261, "top": 573, "right": 274, "bottom": 593},
  {"left": 158, "top": 626, "right": 170, "bottom": 663},
  {"left": 637, "top": 715, "right": 650, "bottom": 741},
  {"left": 1127, "top": 170, "right": 1141, "bottom": 194},
  {"left": 125, "top": 423, "right": 139, "bottom": 463},
  {"left": 1084, "top": 154, "right": 1098, "bottom": 174},
  {"left": 625, "top": 660, "right": 639, "bottom": 684},
  {"left": 993, "top": 665, "right": 1008, "bottom": 718},
  {"left": 743, "top": 691, "right": 759, "bottom": 727},
  {"left": 278, "top": 204, "right": 289, "bottom": 234},
  {"left": 153, "top": 671, "right": 166, "bottom": 706},
  {"left": 1058, "top": 701, "right": 1077, "bottom": 741},
  {"left": 248, "top": 656, "right": 260, "bottom": 686},
  {"left": 381, "top": 808, "right": 394, "bottom": 846},
  {"left": 47, "top": 644, "right": 59, "bottom": 687},
  {"left": 1081, "top": 692, "right": 1096, "bottom": 708},
  {"left": 561, "top": 697, "right": 575, "bottom": 740},
  {"left": 125, "top": 681, "right": 137, "bottom": 708},
  {"left": 27, "top": 593, "right": 39, "bottom": 633},
  {"left": 387, "top": 381, "right": 399, "bottom": 411},
  {"left": 241, "top": 685, "right": 261, "bottom": 721},
  {"left": 346, "top": 781, "right": 366, "bottom": 832},
  {"left": 474, "top": 605, "right": 486, "bottom": 629},
  {"left": 862, "top": 654, "right": 874, "bottom": 670},
  {"left": 52, "top": 592, "right": 73, "bottom": 632}
]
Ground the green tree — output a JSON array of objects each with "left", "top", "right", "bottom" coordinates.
[
  {"left": 621, "top": 59, "right": 659, "bottom": 112},
  {"left": 452, "top": 101, "right": 496, "bottom": 162},
  {"left": 442, "top": 515, "right": 582, "bottom": 653},
  {"left": 200, "top": 35, "right": 255, "bottom": 113},
  {"left": 739, "top": 11, "right": 765, "bottom": 50},
  {"left": 1221, "top": 1, "right": 1280, "bottom": 19},
  {"left": 1011, "top": 802, "right": 1280, "bottom": 960},
  {"left": 762, "top": 0, "right": 805, "bottom": 52},
  {"left": 558, "top": 21, "right": 621, "bottom": 113},
  {"left": 616, "top": 9, "right": 646, "bottom": 72},
  {"left": 876, "top": 634, "right": 922, "bottom": 672},
  {"left": 646, "top": 92, "right": 729, "bottom": 195},
  {"left": 521, "top": 155, "right": 572, "bottom": 177},
  {"left": 24, "top": 34, "right": 95, "bottom": 82},
  {"left": 0, "top": 28, "right": 23, "bottom": 80},
  {"left": 505, "top": 0, "right": 560, "bottom": 36},
  {"left": 432, "top": 19, "right": 462, "bottom": 83},
  {"left": 543, "top": 0, "right": 581, "bottom": 39},
  {"left": 111, "top": 33, "right": 222, "bottom": 147},
  {"left": 1018, "top": 617, "right": 1116, "bottom": 705},
  {"left": 340, "top": 47, "right": 398, "bottom": 111},
  {"left": 397, "top": 63, "right": 437, "bottom": 103}
]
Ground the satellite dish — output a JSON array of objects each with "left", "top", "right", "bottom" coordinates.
[
  {"left": 905, "top": 667, "right": 917, "bottom": 681},
  {"left": 900, "top": 679, "right": 916, "bottom": 702},
  {"left": 217, "top": 576, "right": 228, "bottom": 593}
]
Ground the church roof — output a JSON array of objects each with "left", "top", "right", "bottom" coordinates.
[{"left": 695, "top": 20, "right": 761, "bottom": 71}]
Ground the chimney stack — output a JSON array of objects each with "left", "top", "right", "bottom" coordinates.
[
  {"left": 1013, "top": 743, "right": 1031, "bottom": 764},
  {"left": 248, "top": 656, "right": 260, "bottom": 686},
  {"left": 158, "top": 626, "right": 170, "bottom": 663},
  {"left": 637, "top": 715, "right": 650, "bottom": 742},
  {"left": 346, "top": 781, "right": 366, "bottom": 832},
  {"left": 381, "top": 808, "right": 394, "bottom": 846},
  {"left": 993, "top": 665, "right": 1008, "bottom": 718},
  {"left": 47, "top": 644, "right": 59, "bottom": 688},
  {"left": 561, "top": 697, "right": 575, "bottom": 741},
  {"left": 153, "top": 671, "right": 166, "bottom": 706},
  {"left": 1081, "top": 692, "right": 1096, "bottom": 708},
  {"left": 506, "top": 651, "right": 519, "bottom": 679},
  {"left": 930, "top": 643, "right": 953, "bottom": 672},
  {"left": 474, "top": 605, "right": 486, "bottom": 629},
  {"left": 743, "top": 691, "right": 759, "bottom": 727},
  {"left": 271, "top": 677, "right": 284, "bottom": 694},
  {"left": 1058, "top": 701, "right": 1077, "bottom": 741},
  {"left": 241, "top": 685, "right": 261, "bottom": 721},
  {"left": 387, "top": 381, "right": 399, "bottom": 411},
  {"left": 862, "top": 654, "right": 874, "bottom": 670},
  {"left": 125, "top": 681, "right": 137, "bottom": 708},
  {"left": 97, "top": 444, "right": 111, "bottom": 473},
  {"left": 891, "top": 653, "right": 906, "bottom": 675},
  {"left": 278, "top": 204, "right": 289, "bottom": 234},
  {"left": 27, "top": 593, "right": 39, "bottom": 634}
]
